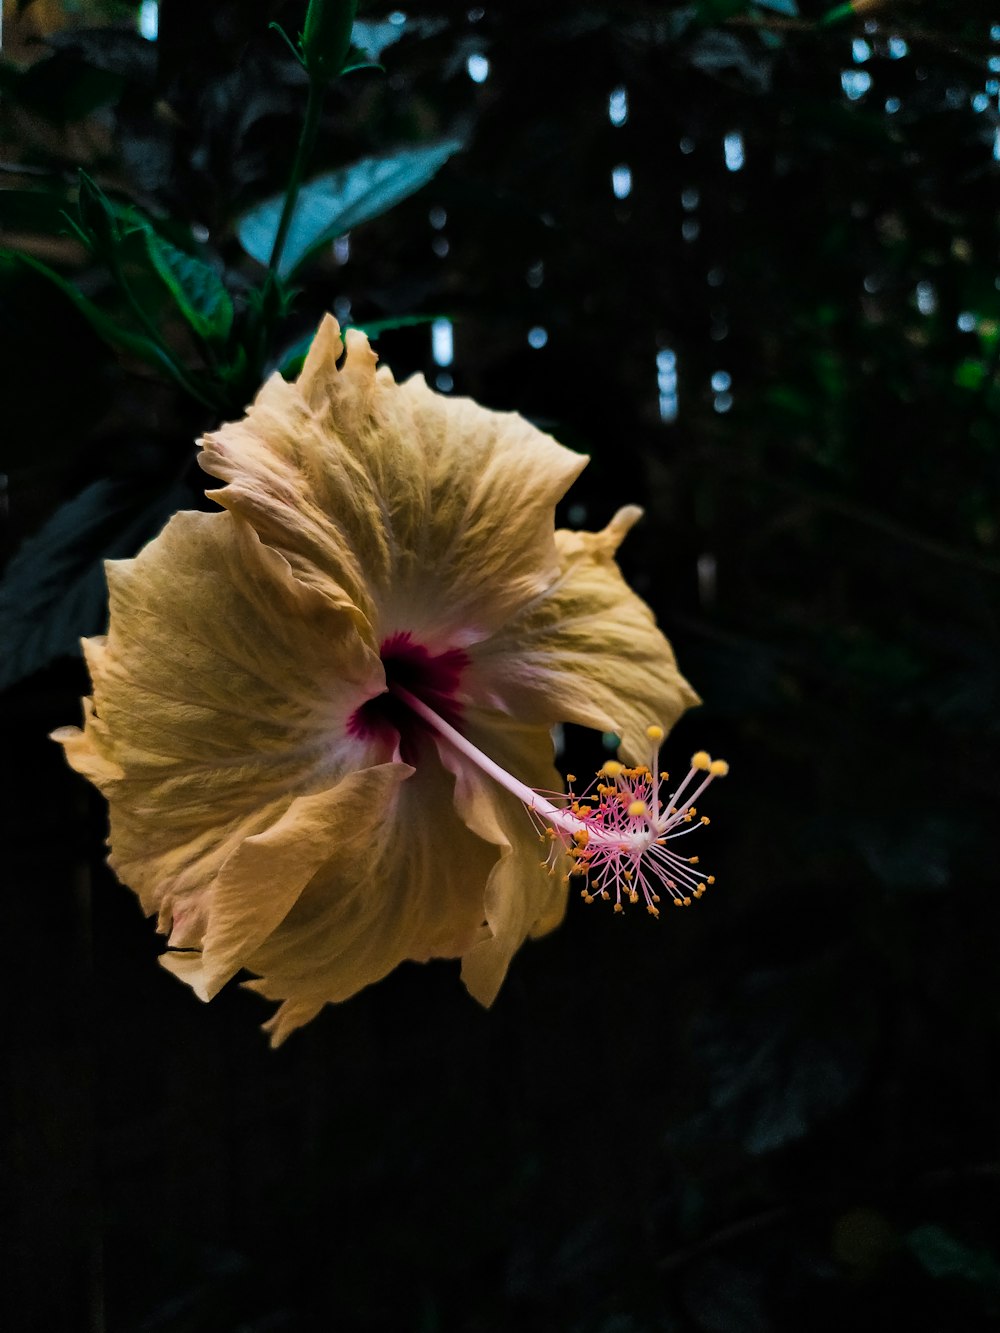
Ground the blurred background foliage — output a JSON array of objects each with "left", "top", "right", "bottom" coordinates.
[{"left": 2, "top": 0, "right": 1000, "bottom": 1329}]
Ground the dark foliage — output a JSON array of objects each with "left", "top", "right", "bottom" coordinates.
[{"left": 2, "top": 1, "right": 999, "bottom": 1330}]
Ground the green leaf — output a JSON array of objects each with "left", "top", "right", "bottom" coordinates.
[
  {"left": 0, "top": 188, "right": 75, "bottom": 238},
  {"left": 7, "top": 251, "right": 171, "bottom": 369},
  {"left": 238, "top": 139, "right": 463, "bottom": 279},
  {"left": 4, "top": 252, "right": 218, "bottom": 407},
  {"left": 0, "top": 477, "right": 191, "bottom": 690},
  {"left": 143, "top": 229, "right": 234, "bottom": 345},
  {"left": 350, "top": 17, "right": 407, "bottom": 61},
  {"left": 954, "top": 359, "right": 985, "bottom": 390},
  {"left": 906, "top": 1225, "right": 1000, "bottom": 1291},
  {"left": 277, "top": 313, "right": 441, "bottom": 379},
  {"left": 753, "top": 0, "right": 798, "bottom": 14},
  {"left": 694, "top": 0, "right": 750, "bottom": 20},
  {"left": 819, "top": 1, "right": 857, "bottom": 25},
  {"left": 76, "top": 170, "right": 122, "bottom": 257}
]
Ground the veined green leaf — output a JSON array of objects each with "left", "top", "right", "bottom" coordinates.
[
  {"left": 754, "top": 0, "right": 798, "bottom": 15},
  {"left": 0, "top": 477, "right": 191, "bottom": 690},
  {"left": 143, "top": 229, "right": 234, "bottom": 344},
  {"left": 4, "top": 252, "right": 218, "bottom": 406},
  {"left": 8, "top": 251, "right": 173, "bottom": 369},
  {"left": 76, "top": 170, "right": 122, "bottom": 257},
  {"left": 238, "top": 139, "right": 463, "bottom": 279}
]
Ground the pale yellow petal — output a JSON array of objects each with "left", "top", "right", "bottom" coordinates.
[
  {"left": 199, "top": 315, "right": 588, "bottom": 647},
  {"left": 436, "top": 712, "right": 568, "bottom": 1006},
  {"left": 52, "top": 509, "right": 383, "bottom": 940},
  {"left": 237, "top": 742, "right": 504, "bottom": 1044},
  {"left": 161, "top": 762, "right": 414, "bottom": 1001},
  {"left": 469, "top": 507, "right": 700, "bottom": 761}
]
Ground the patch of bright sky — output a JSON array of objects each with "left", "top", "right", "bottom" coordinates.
[
  {"left": 915, "top": 282, "right": 937, "bottom": 316},
  {"left": 467, "top": 54, "right": 490, "bottom": 83},
  {"left": 432, "top": 318, "right": 453, "bottom": 366},
  {"left": 841, "top": 70, "right": 872, "bottom": 100},
  {"left": 138, "top": 0, "right": 158, "bottom": 40},
  {"left": 657, "top": 349, "right": 678, "bottom": 424}
]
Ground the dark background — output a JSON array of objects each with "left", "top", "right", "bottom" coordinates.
[{"left": 3, "top": 1, "right": 1000, "bottom": 1329}]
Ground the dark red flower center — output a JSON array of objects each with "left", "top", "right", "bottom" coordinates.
[{"left": 347, "top": 631, "right": 469, "bottom": 760}]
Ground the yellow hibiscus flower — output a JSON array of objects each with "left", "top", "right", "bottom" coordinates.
[{"left": 53, "top": 315, "right": 724, "bottom": 1045}]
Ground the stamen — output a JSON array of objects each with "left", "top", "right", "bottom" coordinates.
[{"left": 391, "top": 684, "right": 726, "bottom": 918}]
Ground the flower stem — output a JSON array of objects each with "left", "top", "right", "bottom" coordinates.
[{"left": 267, "top": 74, "right": 328, "bottom": 280}]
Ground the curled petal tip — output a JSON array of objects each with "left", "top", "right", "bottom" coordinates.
[{"left": 600, "top": 505, "right": 644, "bottom": 553}]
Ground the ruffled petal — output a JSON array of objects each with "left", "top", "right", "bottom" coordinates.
[
  {"left": 468, "top": 506, "right": 700, "bottom": 761},
  {"left": 199, "top": 315, "right": 588, "bottom": 648},
  {"left": 161, "top": 762, "right": 415, "bottom": 1002},
  {"left": 434, "top": 712, "right": 568, "bottom": 1006},
  {"left": 52, "top": 509, "right": 383, "bottom": 941},
  {"left": 236, "top": 742, "right": 504, "bottom": 1044}
]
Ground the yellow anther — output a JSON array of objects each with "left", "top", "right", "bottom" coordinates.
[
  {"left": 688, "top": 856, "right": 700, "bottom": 865},
  {"left": 691, "top": 751, "right": 712, "bottom": 771},
  {"left": 572, "top": 828, "right": 589, "bottom": 846},
  {"left": 683, "top": 896, "right": 691, "bottom": 906},
  {"left": 672, "top": 898, "right": 683, "bottom": 908},
  {"left": 566, "top": 774, "right": 576, "bottom": 784},
  {"left": 629, "top": 890, "right": 639, "bottom": 904},
  {"left": 601, "top": 760, "right": 624, "bottom": 778},
  {"left": 581, "top": 890, "right": 594, "bottom": 904},
  {"left": 627, "top": 800, "right": 648, "bottom": 818},
  {"left": 613, "top": 902, "right": 623, "bottom": 914},
  {"left": 697, "top": 882, "right": 706, "bottom": 893},
  {"left": 647, "top": 904, "right": 660, "bottom": 917},
  {"left": 623, "top": 869, "right": 633, "bottom": 881},
  {"left": 693, "top": 886, "right": 705, "bottom": 899},
  {"left": 709, "top": 759, "right": 729, "bottom": 777},
  {"left": 660, "top": 771, "right": 670, "bottom": 780},
  {"left": 707, "top": 875, "right": 716, "bottom": 885},
  {"left": 700, "top": 815, "right": 710, "bottom": 826},
  {"left": 646, "top": 724, "right": 664, "bottom": 743}
]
